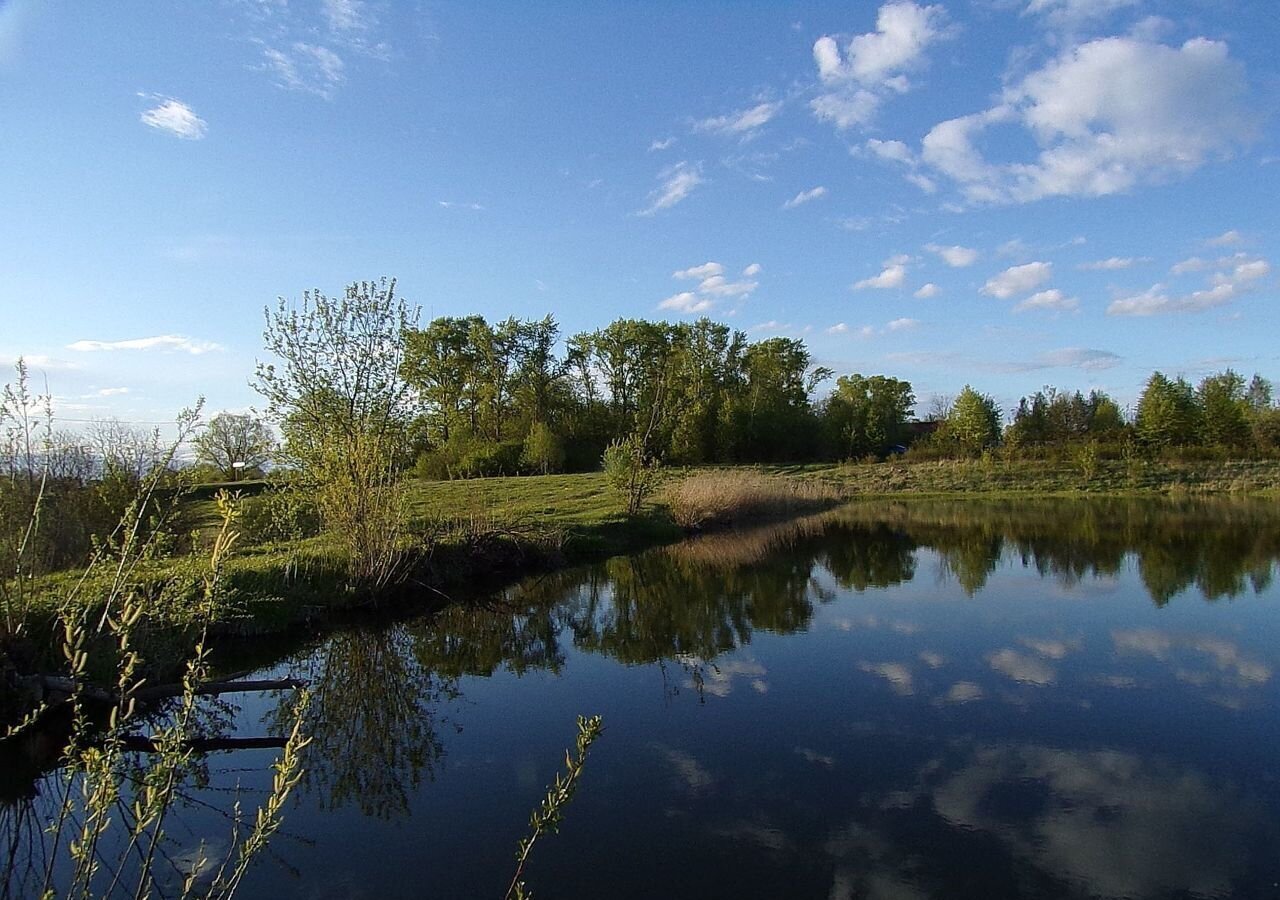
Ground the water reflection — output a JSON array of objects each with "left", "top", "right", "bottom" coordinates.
[{"left": 6, "top": 497, "right": 1280, "bottom": 898}]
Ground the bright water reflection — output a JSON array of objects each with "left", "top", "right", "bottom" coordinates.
[{"left": 7, "top": 498, "right": 1280, "bottom": 898}]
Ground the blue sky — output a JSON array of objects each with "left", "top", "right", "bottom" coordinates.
[{"left": 2, "top": 0, "right": 1278, "bottom": 429}]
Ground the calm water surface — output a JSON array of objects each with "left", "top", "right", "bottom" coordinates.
[{"left": 11, "top": 498, "right": 1280, "bottom": 899}]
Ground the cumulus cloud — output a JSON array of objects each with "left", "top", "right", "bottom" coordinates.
[
  {"left": 853, "top": 263, "right": 906, "bottom": 290},
  {"left": 864, "top": 139, "right": 937, "bottom": 192},
  {"left": 914, "top": 283, "right": 940, "bottom": 298},
  {"left": 661, "top": 260, "right": 758, "bottom": 315},
  {"left": 826, "top": 322, "right": 849, "bottom": 334},
  {"left": 67, "top": 335, "right": 224, "bottom": 355},
  {"left": 649, "top": 136, "right": 676, "bottom": 151},
  {"left": 639, "top": 161, "right": 703, "bottom": 215},
  {"left": 1108, "top": 256, "right": 1270, "bottom": 316},
  {"left": 982, "top": 261, "right": 1053, "bottom": 298},
  {"left": 925, "top": 243, "right": 978, "bottom": 267},
  {"left": 138, "top": 95, "right": 207, "bottom": 140},
  {"left": 674, "top": 262, "right": 724, "bottom": 280},
  {"left": 921, "top": 36, "right": 1256, "bottom": 204},
  {"left": 814, "top": 2, "right": 947, "bottom": 84},
  {"left": 1015, "top": 288, "right": 1079, "bottom": 313},
  {"left": 694, "top": 101, "right": 783, "bottom": 136},
  {"left": 810, "top": 1, "right": 948, "bottom": 131},
  {"left": 886, "top": 317, "right": 920, "bottom": 332},
  {"left": 783, "top": 186, "right": 828, "bottom": 209}
]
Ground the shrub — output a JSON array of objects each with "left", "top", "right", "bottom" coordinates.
[{"left": 602, "top": 437, "right": 662, "bottom": 516}]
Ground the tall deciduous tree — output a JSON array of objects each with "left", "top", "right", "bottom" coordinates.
[
  {"left": 825, "top": 374, "right": 915, "bottom": 459},
  {"left": 946, "top": 386, "right": 1001, "bottom": 455},
  {"left": 1135, "top": 372, "right": 1200, "bottom": 448},
  {"left": 195, "top": 412, "right": 274, "bottom": 480}
]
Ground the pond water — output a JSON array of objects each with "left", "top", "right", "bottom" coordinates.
[{"left": 9, "top": 498, "right": 1280, "bottom": 899}]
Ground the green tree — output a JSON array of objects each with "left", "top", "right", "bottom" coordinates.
[
  {"left": 254, "top": 278, "right": 417, "bottom": 585},
  {"left": 1134, "top": 371, "right": 1200, "bottom": 448},
  {"left": 1197, "top": 369, "right": 1250, "bottom": 448},
  {"left": 195, "top": 412, "right": 275, "bottom": 480},
  {"left": 522, "top": 421, "right": 566, "bottom": 474},
  {"left": 825, "top": 373, "right": 915, "bottom": 459},
  {"left": 946, "top": 385, "right": 1001, "bottom": 455}
]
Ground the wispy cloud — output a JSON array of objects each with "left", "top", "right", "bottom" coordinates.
[
  {"left": 783, "top": 186, "right": 827, "bottom": 209},
  {"left": 694, "top": 101, "right": 783, "bottom": 137},
  {"left": 437, "top": 200, "right": 485, "bottom": 211},
  {"left": 262, "top": 43, "right": 346, "bottom": 98},
  {"left": 1078, "top": 256, "right": 1145, "bottom": 271},
  {"left": 649, "top": 136, "right": 676, "bottom": 152},
  {"left": 67, "top": 335, "right": 224, "bottom": 355},
  {"left": 638, "top": 161, "right": 703, "bottom": 215},
  {"left": 138, "top": 95, "right": 207, "bottom": 140},
  {"left": 1206, "top": 229, "right": 1243, "bottom": 247}
]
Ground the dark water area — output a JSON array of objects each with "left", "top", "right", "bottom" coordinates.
[{"left": 8, "top": 497, "right": 1280, "bottom": 899}]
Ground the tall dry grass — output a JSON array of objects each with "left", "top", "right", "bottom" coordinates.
[{"left": 665, "top": 470, "right": 844, "bottom": 530}]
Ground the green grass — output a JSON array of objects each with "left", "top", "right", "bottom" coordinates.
[{"left": 17, "top": 458, "right": 1280, "bottom": 650}]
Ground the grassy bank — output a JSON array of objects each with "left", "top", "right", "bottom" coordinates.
[
  {"left": 784, "top": 457, "right": 1280, "bottom": 497},
  {"left": 15, "top": 458, "right": 1280, "bottom": 656}
]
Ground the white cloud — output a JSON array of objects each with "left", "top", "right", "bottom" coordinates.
[
  {"left": 649, "top": 136, "right": 676, "bottom": 152},
  {"left": 981, "top": 261, "right": 1053, "bottom": 298},
  {"left": 921, "top": 36, "right": 1255, "bottom": 204},
  {"left": 988, "top": 648, "right": 1055, "bottom": 685},
  {"left": 815, "top": 2, "right": 947, "bottom": 84},
  {"left": 853, "top": 264, "right": 906, "bottom": 290},
  {"left": 1171, "top": 256, "right": 1207, "bottom": 275},
  {"left": 138, "top": 96, "right": 207, "bottom": 140},
  {"left": 698, "top": 275, "right": 757, "bottom": 297},
  {"left": 1078, "top": 256, "right": 1142, "bottom": 270},
  {"left": 639, "top": 161, "right": 703, "bottom": 216},
  {"left": 810, "top": 89, "right": 881, "bottom": 130},
  {"left": 914, "top": 282, "right": 939, "bottom": 298},
  {"left": 826, "top": 322, "right": 849, "bottom": 334},
  {"left": 783, "top": 186, "right": 827, "bottom": 209},
  {"left": 659, "top": 292, "right": 714, "bottom": 314},
  {"left": 67, "top": 335, "right": 224, "bottom": 355},
  {"left": 1015, "top": 288, "right": 1079, "bottom": 313},
  {"left": 1024, "top": 0, "right": 1141, "bottom": 29},
  {"left": 1108, "top": 257, "right": 1270, "bottom": 316},
  {"left": 1207, "top": 229, "right": 1243, "bottom": 247},
  {"left": 886, "top": 317, "right": 919, "bottom": 332},
  {"left": 262, "top": 42, "right": 346, "bottom": 98},
  {"left": 865, "top": 138, "right": 915, "bottom": 164},
  {"left": 925, "top": 243, "right": 978, "bottom": 267},
  {"left": 95, "top": 387, "right": 131, "bottom": 397},
  {"left": 661, "top": 260, "right": 758, "bottom": 315},
  {"left": 437, "top": 200, "right": 484, "bottom": 211},
  {"left": 674, "top": 262, "right": 724, "bottom": 280},
  {"left": 694, "top": 101, "right": 783, "bottom": 136},
  {"left": 1040, "top": 347, "right": 1120, "bottom": 369},
  {"left": 810, "top": 2, "right": 948, "bottom": 132}
]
